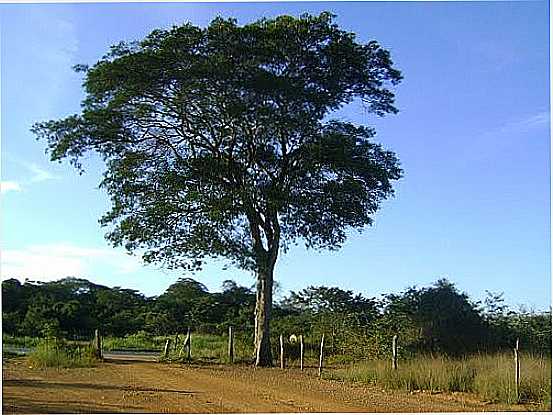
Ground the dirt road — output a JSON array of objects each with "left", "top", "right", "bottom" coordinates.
[{"left": 2, "top": 356, "right": 530, "bottom": 413}]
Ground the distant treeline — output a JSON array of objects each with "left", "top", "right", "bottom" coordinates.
[{"left": 2, "top": 277, "right": 550, "bottom": 358}]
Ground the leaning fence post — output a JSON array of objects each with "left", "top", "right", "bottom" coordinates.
[
  {"left": 514, "top": 338, "right": 520, "bottom": 401},
  {"left": 186, "top": 327, "right": 191, "bottom": 361},
  {"left": 228, "top": 326, "right": 234, "bottom": 364},
  {"left": 280, "top": 334, "right": 285, "bottom": 369},
  {"left": 300, "top": 334, "right": 304, "bottom": 371},
  {"left": 179, "top": 327, "right": 191, "bottom": 360},
  {"left": 318, "top": 333, "right": 325, "bottom": 378},
  {"left": 392, "top": 335, "right": 398, "bottom": 370},
  {"left": 163, "top": 339, "right": 171, "bottom": 358}
]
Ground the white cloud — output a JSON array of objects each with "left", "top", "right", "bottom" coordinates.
[
  {"left": 24, "top": 162, "right": 59, "bottom": 183},
  {"left": 486, "top": 111, "right": 550, "bottom": 138},
  {"left": 1, "top": 181, "right": 22, "bottom": 194},
  {"left": 505, "top": 111, "right": 550, "bottom": 132},
  {"left": 1, "top": 158, "right": 60, "bottom": 196},
  {"left": 25, "top": 12, "right": 79, "bottom": 118},
  {"left": 1, "top": 243, "right": 142, "bottom": 282}
]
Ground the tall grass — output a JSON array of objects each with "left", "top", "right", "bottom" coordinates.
[
  {"left": 328, "top": 353, "right": 551, "bottom": 408},
  {"left": 102, "top": 331, "right": 165, "bottom": 351},
  {"left": 163, "top": 333, "right": 253, "bottom": 363},
  {"left": 28, "top": 339, "right": 98, "bottom": 368}
]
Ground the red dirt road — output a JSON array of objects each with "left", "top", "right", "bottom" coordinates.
[{"left": 2, "top": 356, "right": 532, "bottom": 413}]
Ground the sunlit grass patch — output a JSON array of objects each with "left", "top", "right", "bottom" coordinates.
[
  {"left": 28, "top": 339, "right": 98, "bottom": 368},
  {"left": 328, "top": 353, "right": 551, "bottom": 408}
]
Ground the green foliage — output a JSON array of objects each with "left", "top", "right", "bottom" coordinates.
[
  {"left": 275, "top": 285, "right": 378, "bottom": 359},
  {"left": 102, "top": 331, "right": 163, "bottom": 351},
  {"left": 161, "top": 332, "right": 253, "bottom": 364},
  {"left": 3, "top": 277, "right": 550, "bottom": 360},
  {"left": 3, "top": 334, "right": 42, "bottom": 348},
  {"left": 379, "top": 279, "right": 488, "bottom": 356},
  {"left": 28, "top": 339, "right": 98, "bottom": 368},
  {"left": 31, "top": 12, "right": 404, "bottom": 366},
  {"left": 482, "top": 292, "right": 551, "bottom": 354},
  {"left": 329, "top": 353, "right": 551, "bottom": 408},
  {"left": 31, "top": 12, "right": 402, "bottom": 276},
  {"left": 155, "top": 278, "right": 214, "bottom": 333},
  {"left": 2, "top": 277, "right": 149, "bottom": 338}
]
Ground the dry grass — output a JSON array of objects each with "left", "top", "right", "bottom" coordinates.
[{"left": 328, "top": 353, "right": 551, "bottom": 409}]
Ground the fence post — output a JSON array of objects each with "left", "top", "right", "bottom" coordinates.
[
  {"left": 179, "top": 327, "right": 191, "bottom": 360},
  {"left": 163, "top": 339, "right": 171, "bottom": 358},
  {"left": 280, "top": 334, "right": 285, "bottom": 369},
  {"left": 94, "top": 329, "right": 102, "bottom": 359},
  {"left": 318, "top": 333, "right": 325, "bottom": 378},
  {"left": 174, "top": 333, "right": 179, "bottom": 353},
  {"left": 300, "top": 335, "right": 304, "bottom": 371},
  {"left": 392, "top": 335, "right": 398, "bottom": 370},
  {"left": 228, "top": 326, "right": 234, "bottom": 364},
  {"left": 514, "top": 338, "right": 520, "bottom": 401},
  {"left": 186, "top": 327, "right": 191, "bottom": 361}
]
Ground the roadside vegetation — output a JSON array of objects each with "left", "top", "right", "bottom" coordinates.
[
  {"left": 28, "top": 339, "right": 98, "bottom": 369},
  {"left": 3, "top": 276, "right": 551, "bottom": 407},
  {"left": 328, "top": 353, "right": 551, "bottom": 409}
]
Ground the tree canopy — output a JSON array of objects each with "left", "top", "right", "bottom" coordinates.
[
  {"left": 32, "top": 12, "right": 403, "bottom": 365},
  {"left": 32, "top": 12, "right": 402, "bottom": 272}
]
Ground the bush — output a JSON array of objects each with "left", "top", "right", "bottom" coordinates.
[{"left": 28, "top": 339, "right": 98, "bottom": 368}]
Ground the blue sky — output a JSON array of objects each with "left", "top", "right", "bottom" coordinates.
[{"left": 1, "top": 1, "right": 550, "bottom": 310}]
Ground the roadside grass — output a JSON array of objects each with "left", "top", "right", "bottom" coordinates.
[
  {"left": 162, "top": 333, "right": 254, "bottom": 364},
  {"left": 102, "top": 331, "right": 165, "bottom": 351},
  {"left": 3, "top": 334, "right": 42, "bottom": 348},
  {"left": 28, "top": 339, "right": 98, "bottom": 368},
  {"left": 327, "top": 353, "right": 551, "bottom": 409},
  {"left": 2, "top": 350, "right": 22, "bottom": 361}
]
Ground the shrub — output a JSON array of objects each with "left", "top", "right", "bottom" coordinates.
[{"left": 28, "top": 339, "right": 98, "bottom": 368}]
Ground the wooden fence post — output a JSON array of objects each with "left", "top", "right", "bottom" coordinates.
[
  {"left": 300, "top": 335, "right": 304, "bottom": 371},
  {"left": 228, "top": 326, "right": 234, "bottom": 364},
  {"left": 179, "top": 327, "right": 191, "bottom": 360},
  {"left": 94, "top": 329, "right": 102, "bottom": 359},
  {"left": 514, "top": 338, "right": 520, "bottom": 401},
  {"left": 186, "top": 327, "right": 191, "bottom": 361},
  {"left": 392, "top": 335, "right": 398, "bottom": 370},
  {"left": 280, "top": 334, "right": 285, "bottom": 369},
  {"left": 318, "top": 334, "right": 325, "bottom": 378},
  {"left": 163, "top": 339, "right": 171, "bottom": 358},
  {"left": 174, "top": 334, "right": 179, "bottom": 353}
]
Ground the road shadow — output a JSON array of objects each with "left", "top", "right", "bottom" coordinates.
[
  {"left": 4, "top": 379, "right": 198, "bottom": 395},
  {"left": 102, "top": 353, "right": 159, "bottom": 364},
  {"left": 3, "top": 397, "right": 143, "bottom": 414},
  {"left": 102, "top": 357, "right": 152, "bottom": 365}
]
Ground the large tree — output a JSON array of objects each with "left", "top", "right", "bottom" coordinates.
[{"left": 32, "top": 12, "right": 402, "bottom": 366}]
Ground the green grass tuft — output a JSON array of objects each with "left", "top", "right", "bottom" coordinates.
[{"left": 28, "top": 339, "right": 98, "bottom": 368}]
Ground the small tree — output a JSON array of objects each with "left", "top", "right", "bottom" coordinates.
[
  {"left": 32, "top": 13, "right": 403, "bottom": 366},
  {"left": 384, "top": 279, "right": 486, "bottom": 356}
]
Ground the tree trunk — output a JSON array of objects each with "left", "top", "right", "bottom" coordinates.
[
  {"left": 254, "top": 265, "right": 274, "bottom": 366},
  {"left": 247, "top": 206, "right": 280, "bottom": 368}
]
